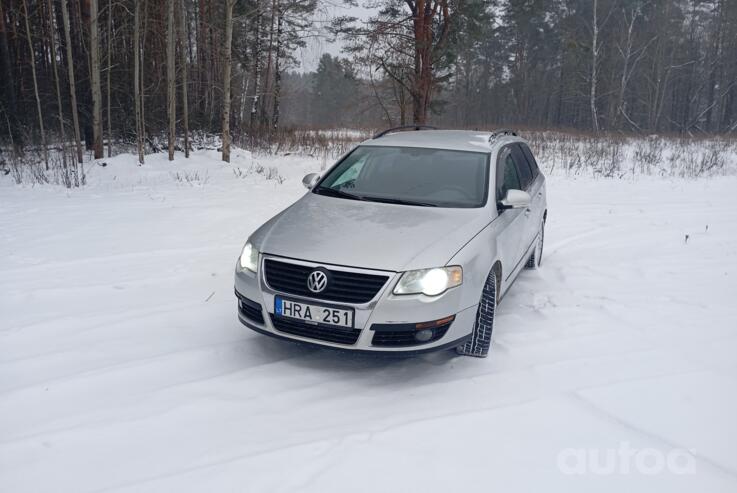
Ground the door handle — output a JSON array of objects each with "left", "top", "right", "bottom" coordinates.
[{"left": 524, "top": 208, "right": 531, "bottom": 217}]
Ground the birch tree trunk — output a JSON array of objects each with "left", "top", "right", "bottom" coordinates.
[
  {"left": 22, "top": 0, "right": 48, "bottom": 168},
  {"left": 167, "top": 0, "right": 176, "bottom": 161},
  {"left": 250, "top": 0, "right": 263, "bottom": 128},
  {"left": 90, "top": 0, "right": 103, "bottom": 158},
  {"left": 239, "top": 76, "right": 249, "bottom": 128},
  {"left": 615, "top": 9, "right": 635, "bottom": 130},
  {"left": 177, "top": 0, "right": 189, "bottom": 158},
  {"left": 222, "top": 0, "right": 235, "bottom": 163},
  {"left": 133, "top": 0, "right": 144, "bottom": 164},
  {"left": 46, "top": 0, "right": 68, "bottom": 176},
  {"left": 614, "top": 6, "right": 653, "bottom": 131},
  {"left": 60, "top": 0, "right": 83, "bottom": 182},
  {"left": 590, "top": 0, "right": 600, "bottom": 133},
  {"left": 260, "top": 0, "right": 276, "bottom": 126},
  {"left": 271, "top": 1, "right": 282, "bottom": 130}
]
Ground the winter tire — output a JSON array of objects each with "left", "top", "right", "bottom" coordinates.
[{"left": 456, "top": 268, "right": 498, "bottom": 358}]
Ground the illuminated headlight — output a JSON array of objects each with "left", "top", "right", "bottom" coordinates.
[
  {"left": 238, "top": 242, "right": 259, "bottom": 272},
  {"left": 393, "top": 266, "right": 463, "bottom": 296}
]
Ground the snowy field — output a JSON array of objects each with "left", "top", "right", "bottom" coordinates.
[{"left": 1, "top": 149, "right": 737, "bottom": 492}]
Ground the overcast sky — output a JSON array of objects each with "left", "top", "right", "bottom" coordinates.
[{"left": 296, "top": 3, "right": 376, "bottom": 72}]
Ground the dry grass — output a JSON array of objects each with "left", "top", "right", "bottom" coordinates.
[
  {"left": 3, "top": 128, "right": 736, "bottom": 186},
  {"left": 525, "top": 131, "right": 737, "bottom": 177}
]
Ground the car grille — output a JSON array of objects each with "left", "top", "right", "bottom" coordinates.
[
  {"left": 371, "top": 321, "right": 452, "bottom": 347},
  {"left": 270, "top": 315, "right": 361, "bottom": 345},
  {"left": 263, "top": 259, "right": 389, "bottom": 304},
  {"left": 238, "top": 296, "right": 265, "bottom": 324}
]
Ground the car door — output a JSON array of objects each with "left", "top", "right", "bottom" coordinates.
[
  {"left": 494, "top": 146, "right": 528, "bottom": 292},
  {"left": 510, "top": 144, "right": 540, "bottom": 255},
  {"left": 516, "top": 143, "right": 545, "bottom": 243}
]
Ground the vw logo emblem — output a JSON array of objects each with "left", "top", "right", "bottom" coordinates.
[{"left": 307, "top": 270, "right": 328, "bottom": 293}]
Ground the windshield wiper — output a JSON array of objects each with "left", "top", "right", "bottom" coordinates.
[
  {"left": 313, "top": 187, "right": 367, "bottom": 201},
  {"left": 315, "top": 188, "right": 437, "bottom": 207},
  {"left": 360, "top": 196, "right": 437, "bottom": 207}
]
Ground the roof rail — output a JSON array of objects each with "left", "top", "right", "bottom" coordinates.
[
  {"left": 488, "top": 128, "right": 518, "bottom": 143},
  {"left": 373, "top": 125, "right": 438, "bottom": 139}
]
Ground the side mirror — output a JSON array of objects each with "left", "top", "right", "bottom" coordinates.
[
  {"left": 499, "top": 189, "right": 531, "bottom": 210},
  {"left": 302, "top": 173, "right": 320, "bottom": 190}
]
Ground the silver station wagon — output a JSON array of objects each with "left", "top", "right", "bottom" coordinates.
[{"left": 235, "top": 127, "right": 547, "bottom": 357}]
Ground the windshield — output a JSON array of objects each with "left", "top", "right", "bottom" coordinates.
[{"left": 314, "top": 146, "right": 489, "bottom": 208}]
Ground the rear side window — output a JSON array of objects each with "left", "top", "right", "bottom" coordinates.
[
  {"left": 511, "top": 145, "right": 533, "bottom": 190},
  {"left": 519, "top": 143, "right": 540, "bottom": 178},
  {"left": 497, "top": 149, "right": 521, "bottom": 200}
]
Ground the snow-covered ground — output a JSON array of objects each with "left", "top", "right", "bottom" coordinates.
[{"left": 1, "top": 149, "right": 737, "bottom": 492}]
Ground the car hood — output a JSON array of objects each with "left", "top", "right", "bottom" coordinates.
[{"left": 250, "top": 193, "right": 490, "bottom": 272}]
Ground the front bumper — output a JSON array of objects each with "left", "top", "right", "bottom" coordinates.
[{"left": 234, "top": 255, "right": 477, "bottom": 353}]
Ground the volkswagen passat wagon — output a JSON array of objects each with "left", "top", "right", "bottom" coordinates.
[{"left": 235, "top": 128, "right": 547, "bottom": 357}]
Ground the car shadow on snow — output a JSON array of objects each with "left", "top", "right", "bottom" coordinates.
[
  {"left": 226, "top": 274, "right": 542, "bottom": 386},
  {"left": 241, "top": 333, "right": 468, "bottom": 385}
]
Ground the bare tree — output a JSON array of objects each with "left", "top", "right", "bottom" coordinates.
[
  {"left": 272, "top": 0, "right": 283, "bottom": 130},
  {"left": 60, "top": 0, "right": 83, "bottom": 181},
  {"left": 222, "top": 0, "right": 236, "bottom": 162},
  {"left": 615, "top": 2, "right": 655, "bottom": 130},
  {"left": 167, "top": 0, "right": 176, "bottom": 161},
  {"left": 196, "top": 0, "right": 206, "bottom": 116},
  {"left": 177, "top": 0, "right": 190, "bottom": 158},
  {"left": 89, "top": 0, "right": 103, "bottom": 158},
  {"left": 140, "top": 0, "right": 148, "bottom": 156},
  {"left": 260, "top": 0, "right": 279, "bottom": 126},
  {"left": 133, "top": 0, "right": 144, "bottom": 164},
  {"left": 704, "top": 0, "right": 724, "bottom": 131},
  {"left": 250, "top": 0, "right": 263, "bottom": 128},
  {"left": 106, "top": 0, "right": 112, "bottom": 157},
  {"left": 46, "top": 0, "right": 67, "bottom": 174},
  {"left": 22, "top": 0, "right": 48, "bottom": 167},
  {"left": 239, "top": 69, "right": 250, "bottom": 128},
  {"left": 335, "top": 0, "right": 455, "bottom": 124},
  {"left": 590, "top": 0, "right": 601, "bottom": 132}
]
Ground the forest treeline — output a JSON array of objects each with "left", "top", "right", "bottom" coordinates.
[
  {"left": 326, "top": 0, "right": 737, "bottom": 134},
  {"left": 0, "top": 0, "right": 736, "bottom": 176}
]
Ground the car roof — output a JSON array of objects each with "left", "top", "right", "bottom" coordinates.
[{"left": 359, "top": 129, "right": 521, "bottom": 154}]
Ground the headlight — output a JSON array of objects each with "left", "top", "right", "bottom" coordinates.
[
  {"left": 238, "top": 242, "right": 259, "bottom": 272},
  {"left": 393, "top": 266, "right": 462, "bottom": 296}
]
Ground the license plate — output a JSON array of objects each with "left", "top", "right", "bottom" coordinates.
[{"left": 274, "top": 296, "right": 354, "bottom": 328}]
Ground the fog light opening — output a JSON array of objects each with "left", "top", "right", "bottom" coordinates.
[{"left": 415, "top": 329, "right": 434, "bottom": 342}]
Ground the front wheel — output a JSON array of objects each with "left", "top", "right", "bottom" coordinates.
[
  {"left": 525, "top": 219, "right": 545, "bottom": 270},
  {"left": 456, "top": 268, "right": 498, "bottom": 358}
]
